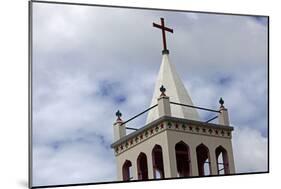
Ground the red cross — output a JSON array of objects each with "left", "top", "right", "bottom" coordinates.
[{"left": 153, "top": 18, "right": 174, "bottom": 51}]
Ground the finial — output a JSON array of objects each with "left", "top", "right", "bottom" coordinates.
[
  {"left": 219, "top": 97, "right": 224, "bottom": 107},
  {"left": 160, "top": 85, "right": 166, "bottom": 97},
  {"left": 115, "top": 110, "right": 122, "bottom": 121}
]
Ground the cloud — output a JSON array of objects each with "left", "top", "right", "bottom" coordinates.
[
  {"left": 33, "top": 137, "right": 116, "bottom": 186},
  {"left": 232, "top": 127, "right": 268, "bottom": 173},
  {"left": 32, "top": 2, "right": 268, "bottom": 186}
]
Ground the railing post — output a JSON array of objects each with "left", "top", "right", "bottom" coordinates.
[
  {"left": 158, "top": 96, "right": 171, "bottom": 117},
  {"left": 218, "top": 98, "right": 230, "bottom": 126},
  {"left": 158, "top": 85, "right": 171, "bottom": 117},
  {"left": 113, "top": 110, "right": 126, "bottom": 142}
]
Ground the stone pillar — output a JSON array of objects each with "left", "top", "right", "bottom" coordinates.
[
  {"left": 209, "top": 149, "right": 218, "bottom": 175},
  {"left": 132, "top": 159, "right": 138, "bottom": 180},
  {"left": 227, "top": 142, "right": 236, "bottom": 174},
  {"left": 218, "top": 98, "right": 230, "bottom": 126},
  {"left": 116, "top": 159, "right": 122, "bottom": 181},
  {"left": 157, "top": 96, "right": 171, "bottom": 117},
  {"left": 146, "top": 150, "right": 154, "bottom": 179},
  {"left": 113, "top": 121, "right": 126, "bottom": 142},
  {"left": 162, "top": 132, "right": 177, "bottom": 178},
  {"left": 113, "top": 110, "right": 126, "bottom": 142},
  {"left": 189, "top": 147, "right": 199, "bottom": 176}
]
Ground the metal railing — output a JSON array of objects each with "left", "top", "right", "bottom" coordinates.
[
  {"left": 170, "top": 101, "right": 220, "bottom": 113},
  {"left": 121, "top": 101, "right": 221, "bottom": 131},
  {"left": 170, "top": 101, "right": 220, "bottom": 123},
  {"left": 205, "top": 115, "right": 219, "bottom": 123},
  {"left": 121, "top": 104, "right": 158, "bottom": 130}
]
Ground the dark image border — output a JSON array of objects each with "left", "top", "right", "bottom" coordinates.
[{"left": 28, "top": 0, "right": 270, "bottom": 188}]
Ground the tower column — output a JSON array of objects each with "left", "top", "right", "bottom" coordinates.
[
  {"left": 162, "top": 132, "right": 177, "bottom": 178},
  {"left": 189, "top": 146, "right": 199, "bottom": 176},
  {"left": 227, "top": 143, "right": 236, "bottom": 174},
  {"left": 146, "top": 149, "right": 154, "bottom": 179},
  {"left": 209, "top": 148, "right": 218, "bottom": 175},
  {"left": 116, "top": 159, "right": 122, "bottom": 181},
  {"left": 132, "top": 159, "right": 138, "bottom": 180}
]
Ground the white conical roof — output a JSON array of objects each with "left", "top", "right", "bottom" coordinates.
[{"left": 146, "top": 53, "right": 200, "bottom": 123}]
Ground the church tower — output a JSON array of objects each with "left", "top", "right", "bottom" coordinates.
[{"left": 111, "top": 18, "right": 235, "bottom": 181}]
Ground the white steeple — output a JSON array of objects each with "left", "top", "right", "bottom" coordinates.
[{"left": 146, "top": 51, "right": 200, "bottom": 123}]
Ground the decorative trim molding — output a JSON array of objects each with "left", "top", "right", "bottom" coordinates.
[{"left": 114, "top": 120, "right": 232, "bottom": 155}]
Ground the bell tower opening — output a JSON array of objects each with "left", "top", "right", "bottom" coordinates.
[
  {"left": 196, "top": 144, "right": 211, "bottom": 176},
  {"left": 175, "top": 141, "right": 191, "bottom": 177},
  {"left": 137, "top": 152, "right": 148, "bottom": 180},
  {"left": 122, "top": 160, "right": 132, "bottom": 181},
  {"left": 216, "top": 146, "right": 230, "bottom": 175},
  {"left": 152, "top": 145, "right": 165, "bottom": 179}
]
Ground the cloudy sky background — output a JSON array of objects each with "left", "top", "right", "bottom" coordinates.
[{"left": 32, "top": 2, "right": 268, "bottom": 186}]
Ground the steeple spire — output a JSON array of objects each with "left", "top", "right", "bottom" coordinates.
[
  {"left": 147, "top": 18, "right": 199, "bottom": 123},
  {"left": 146, "top": 52, "right": 200, "bottom": 123}
]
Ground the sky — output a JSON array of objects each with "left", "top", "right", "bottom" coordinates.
[{"left": 32, "top": 2, "right": 268, "bottom": 186}]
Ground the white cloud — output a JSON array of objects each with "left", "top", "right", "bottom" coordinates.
[
  {"left": 233, "top": 127, "right": 268, "bottom": 173},
  {"left": 33, "top": 138, "right": 116, "bottom": 186}
]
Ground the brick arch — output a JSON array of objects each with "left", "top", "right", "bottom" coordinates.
[
  {"left": 175, "top": 141, "right": 191, "bottom": 177},
  {"left": 122, "top": 160, "right": 132, "bottom": 181},
  {"left": 215, "top": 145, "right": 230, "bottom": 174},
  {"left": 196, "top": 143, "right": 211, "bottom": 176},
  {"left": 152, "top": 144, "right": 165, "bottom": 179},
  {"left": 137, "top": 152, "right": 148, "bottom": 180}
]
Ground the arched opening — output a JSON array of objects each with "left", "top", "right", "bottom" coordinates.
[
  {"left": 137, "top": 152, "right": 148, "bottom": 180},
  {"left": 122, "top": 160, "right": 132, "bottom": 181},
  {"left": 196, "top": 144, "right": 211, "bottom": 176},
  {"left": 215, "top": 146, "right": 230, "bottom": 175},
  {"left": 152, "top": 145, "right": 165, "bottom": 179},
  {"left": 175, "top": 141, "right": 191, "bottom": 177}
]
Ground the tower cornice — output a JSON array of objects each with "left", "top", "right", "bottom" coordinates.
[{"left": 111, "top": 116, "right": 234, "bottom": 156}]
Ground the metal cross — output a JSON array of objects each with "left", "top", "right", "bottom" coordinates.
[{"left": 153, "top": 18, "right": 174, "bottom": 51}]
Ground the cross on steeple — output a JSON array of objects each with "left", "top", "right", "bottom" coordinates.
[{"left": 153, "top": 18, "right": 173, "bottom": 54}]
